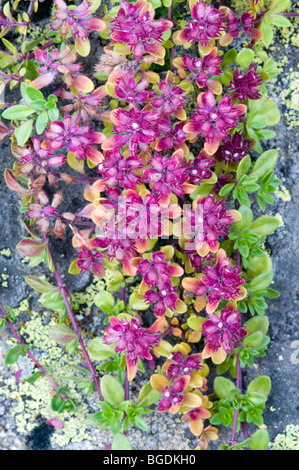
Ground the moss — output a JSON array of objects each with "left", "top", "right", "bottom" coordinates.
[{"left": 270, "top": 424, "right": 299, "bottom": 450}]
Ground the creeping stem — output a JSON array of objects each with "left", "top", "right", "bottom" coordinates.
[
  {"left": 0, "top": 302, "right": 67, "bottom": 401},
  {"left": 46, "top": 243, "right": 104, "bottom": 401}
]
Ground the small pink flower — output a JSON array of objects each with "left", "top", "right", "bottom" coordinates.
[
  {"left": 104, "top": 316, "right": 164, "bottom": 380},
  {"left": 228, "top": 64, "right": 263, "bottom": 101},
  {"left": 44, "top": 115, "right": 105, "bottom": 164},
  {"left": 48, "top": 418, "right": 64, "bottom": 429},
  {"left": 177, "top": 0, "right": 225, "bottom": 51},
  {"left": 182, "top": 249, "right": 247, "bottom": 314},
  {"left": 110, "top": 0, "right": 172, "bottom": 58},
  {"left": 102, "top": 107, "right": 159, "bottom": 153},
  {"left": 201, "top": 304, "right": 247, "bottom": 356},
  {"left": 184, "top": 90, "right": 246, "bottom": 155}
]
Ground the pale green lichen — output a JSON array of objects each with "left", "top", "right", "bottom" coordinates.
[
  {"left": 270, "top": 424, "right": 299, "bottom": 450},
  {"left": 274, "top": 213, "right": 285, "bottom": 228},
  {"left": 275, "top": 185, "right": 292, "bottom": 202},
  {"left": 0, "top": 310, "right": 99, "bottom": 448},
  {"left": 0, "top": 248, "right": 11, "bottom": 257}
]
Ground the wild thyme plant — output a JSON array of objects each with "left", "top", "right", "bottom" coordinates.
[{"left": 0, "top": 0, "right": 295, "bottom": 450}]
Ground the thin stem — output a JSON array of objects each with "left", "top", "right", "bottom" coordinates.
[
  {"left": 0, "top": 303, "right": 67, "bottom": 401},
  {"left": 281, "top": 13, "right": 299, "bottom": 17},
  {"left": 167, "top": 2, "right": 175, "bottom": 71},
  {"left": 47, "top": 243, "right": 103, "bottom": 401}
]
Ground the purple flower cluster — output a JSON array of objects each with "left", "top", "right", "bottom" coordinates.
[{"left": 104, "top": 315, "right": 164, "bottom": 380}]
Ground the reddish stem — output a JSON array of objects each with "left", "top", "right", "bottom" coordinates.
[
  {"left": 0, "top": 302, "right": 67, "bottom": 401},
  {"left": 46, "top": 243, "right": 103, "bottom": 401}
]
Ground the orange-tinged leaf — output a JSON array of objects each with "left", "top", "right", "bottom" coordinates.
[
  {"left": 75, "top": 38, "right": 91, "bottom": 57},
  {"left": 190, "top": 417, "right": 204, "bottom": 436},
  {"left": 16, "top": 238, "right": 47, "bottom": 258},
  {"left": 182, "top": 392, "right": 202, "bottom": 408},
  {"left": 150, "top": 374, "right": 169, "bottom": 393}
]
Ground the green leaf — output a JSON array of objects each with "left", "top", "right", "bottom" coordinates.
[
  {"left": 249, "top": 272, "right": 274, "bottom": 292},
  {"left": 248, "top": 99, "right": 280, "bottom": 129},
  {"left": 100, "top": 375, "right": 124, "bottom": 407},
  {"left": 36, "top": 110, "right": 48, "bottom": 135},
  {"left": 214, "top": 377, "right": 236, "bottom": 400},
  {"left": 51, "top": 394, "right": 64, "bottom": 413},
  {"left": 244, "top": 316, "right": 269, "bottom": 335},
  {"left": 129, "top": 291, "right": 149, "bottom": 310},
  {"left": 250, "top": 215, "right": 280, "bottom": 236},
  {"left": 26, "top": 371, "right": 42, "bottom": 384},
  {"left": 26, "top": 86, "right": 44, "bottom": 101},
  {"left": 250, "top": 429, "right": 269, "bottom": 450},
  {"left": 94, "top": 291, "right": 115, "bottom": 313},
  {"left": 219, "top": 183, "right": 234, "bottom": 197},
  {"left": 259, "top": 20, "right": 274, "bottom": 46},
  {"left": 250, "top": 149, "right": 278, "bottom": 178},
  {"left": 243, "top": 331, "right": 264, "bottom": 348},
  {"left": 135, "top": 416, "right": 148, "bottom": 432},
  {"left": 25, "top": 275, "right": 55, "bottom": 293},
  {"left": 237, "top": 155, "right": 251, "bottom": 180},
  {"left": 14, "top": 119, "right": 34, "bottom": 146},
  {"left": 5, "top": 345, "right": 24, "bottom": 364},
  {"left": 269, "top": 0, "right": 290, "bottom": 13},
  {"left": 112, "top": 433, "right": 132, "bottom": 450},
  {"left": 87, "top": 338, "right": 115, "bottom": 361},
  {"left": 2, "top": 105, "right": 36, "bottom": 120},
  {"left": 247, "top": 375, "right": 271, "bottom": 398},
  {"left": 236, "top": 48, "right": 255, "bottom": 68},
  {"left": 137, "top": 381, "right": 161, "bottom": 406},
  {"left": 48, "top": 324, "right": 78, "bottom": 344},
  {"left": 233, "top": 206, "right": 253, "bottom": 232}
]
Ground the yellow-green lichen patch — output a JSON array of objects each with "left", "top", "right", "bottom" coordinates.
[
  {"left": 270, "top": 424, "right": 299, "bottom": 450},
  {"left": 0, "top": 248, "right": 11, "bottom": 257},
  {"left": 275, "top": 185, "right": 292, "bottom": 202},
  {"left": 0, "top": 310, "right": 99, "bottom": 448},
  {"left": 274, "top": 213, "right": 285, "bottom": 228}
]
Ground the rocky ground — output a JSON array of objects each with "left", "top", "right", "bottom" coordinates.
[{"left": 0, "top": 0, "right": 298, "bottom": 451}]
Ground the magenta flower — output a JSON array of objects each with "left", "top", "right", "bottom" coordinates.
[
  {"left": 18, "top": 136, "right": 67, "bottom": 171},
  {"left": 26, "top": 191, "right": 63, "bottom": 236},
  {"left": 182, "top": 249, "right": 247, "bottom": 314},
  {"left": 114, "top": 75, "right": 153, "bottom": 104},
  {"left": 110, "top": 0, "right": 172, "bottom": 59},
  {"left": 104, "top": 315, "right": 164, "bottom": 380},
  {"left": 188, "top": 151, "right": 215, "bottom": 185},
  {"left": 158, "top": 375, "right": 190, "bottom": 412},
  {"left": 216, "top": 132, "right": 255, "bottom": 164},
  {"left": 44, "top": 115, "right": 105, "bottom": 165},
  {"left": 228, "top": 64, "right": 263, "bottom": 102},
  {"left": 88, "top": 234, "right": 140, "bottom": 278},
  {"left": 201, "top": 304, "right": 247, "bottom": 357},
  {"left": 134, "top": 251, "right": 184, "bottom": 291},
  {"left": 187, "top": 194, "right": 240, "bottom": 256},
  {"left": 149, "top": 79, "right": 188, "bottom": 119},
  {"left": 164, "top": 351, "right": 203, "bottom": 380},
  {"left": 241, "top": 12, "right": 263, "bottom": 41},
  {"left": 58, "top": 85, "right": 108, "bottom": 122},
  {"left": 92, "top": 149, "right": 143, "bottom": 192},
  {"left": 144, "top": 288, "right": 179, "bottom": 317},
  {"left": 220, "top": 8, "right": 240, "bottom": 45},
  {"left": 176, "top": 0, "right": 225, "bottom": 53},
  {"left": 102, "top": 107, "right": 158, "bottom": 153},
  {"left": 76, "top": 247, "right": 105, "bottom": 278},
  {"left": 173, "top": 49, "right": 223, "bottom": 92},
  {"left": 30, "top": 45, "right": 81, "bottom": 89},
  {"left": 184, "top": 90, "right": 247, "bottom": 155},
  {"left": 51, "top": 0, "right": 106, "bottom": 56},
  {"left": 155, "top": 121, "right": 187, "bottom": 153},
  {"left": 143, "top": 149, "right": 195, "bottom": 206}
]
